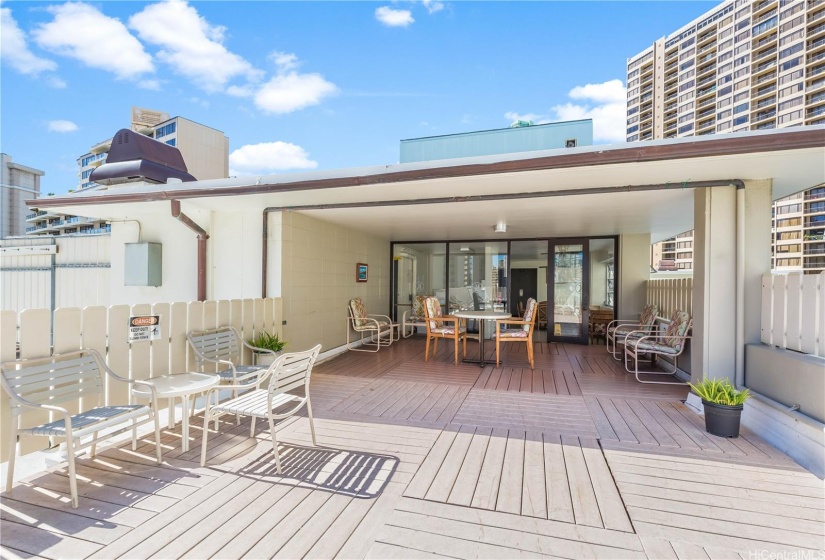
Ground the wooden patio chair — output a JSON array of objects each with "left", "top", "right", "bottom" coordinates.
[
  {"left": 495, "top": 298, "right": 538, "bottom": 369},
  {"left": 1, "top": 349, "right": 163, "bottom": 508},
  {"left": 346, "top": 298, "right": 397, "bottom": 352},
  {"left": 536, "top": 301, "right": 548, "bottom": 329},
  {"left": 422, "top": 296, "right": 467, "bottom": 365},
  {"left": 623, "top": 310, "right": 692, "bottom": 384},
  {"left": 606, "top": 304, "right": 659, "bottom": 359},
  {"left": 201, "top": 344, "right": 322, "bottom": 473}
]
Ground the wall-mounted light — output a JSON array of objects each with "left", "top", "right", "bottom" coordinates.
[{"left": 494, "top": 222, "right": 507, "bottom": 233}]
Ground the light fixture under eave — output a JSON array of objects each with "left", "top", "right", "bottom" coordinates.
[
  {"left": 494, "top": 222, "right": 507, "bottom": 233},
  {"left": 459, "top": 246, "right": 470, "bottom": 252}
]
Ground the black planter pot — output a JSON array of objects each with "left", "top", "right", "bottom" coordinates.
[{"left": 702, "top": 400, "right": 743, "bottom": 438}]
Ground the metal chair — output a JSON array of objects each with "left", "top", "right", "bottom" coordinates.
[
  {"left": 346, "top": 298, "right": 396, "bottom": 352},
  {"left": 1, "top": 349, "right": 162, "bottom": 508},
  {"left": 200, "top": 345, "right": 322, "bottom": 473},
  {"left": 606, "top": 304, "right": 659, "bottom": 358},
  {"left": 624, "top": 310, "right": 692, "bottom": 384}
]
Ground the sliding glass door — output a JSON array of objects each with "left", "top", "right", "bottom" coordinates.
[{"left": 547, "top": 240, "right": 589, "bottom": 344}]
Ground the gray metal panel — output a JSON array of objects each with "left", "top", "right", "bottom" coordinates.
[{"left": 125, "top": 242, "right": 162, "bottom": 287}]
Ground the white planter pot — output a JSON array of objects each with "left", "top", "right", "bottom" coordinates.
[{"left": 254, "top": 351, "right": 281, "bottom": 367}]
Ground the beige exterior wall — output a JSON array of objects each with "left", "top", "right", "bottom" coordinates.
[
  {"left": 618, "top": 233, "right": 651, "bottom": 320},
  {"left": 278, "top": 212, "right": 391, "bottom": 354},
  {"left": 176, "top": 118, "right": 229, "bottom": 181},
  {"left": 2, "top": 154, "right": 43, "bottom": 238}
]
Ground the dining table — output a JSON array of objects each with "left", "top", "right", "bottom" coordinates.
[{"left": 452, "top": 309, "right": 511, "bottom": 367}]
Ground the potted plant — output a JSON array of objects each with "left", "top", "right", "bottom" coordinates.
[
  {"left": 248, "top": 332, "right": 286, "bottom": 366},
  {"left": 688, "top": 378, "right": 750, "bottom": 438}
]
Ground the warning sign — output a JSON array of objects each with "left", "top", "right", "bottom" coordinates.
[{"left": 129, "top": 315, "right": 161, "bottom": 342}]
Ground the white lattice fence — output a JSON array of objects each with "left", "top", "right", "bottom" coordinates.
[
  {"left": 0, "top": 297, "right": 283, "bottom": 460},
  {"left": 761, "top": 272, "right": 825, "bottom": 357}
]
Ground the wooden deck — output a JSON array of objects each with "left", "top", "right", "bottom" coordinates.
[{"left": 2, "top": 338, "right": 823, "bottom": 559}]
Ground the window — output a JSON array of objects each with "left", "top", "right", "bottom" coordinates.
[
  {"left": 718, "top": 97, "right": 732, "bottom": 108},
  {"left": 718, "top": 85, "right": 733, "bottom": 96},
  {"left": 734, "top": 67, "right": 749, "bottom": 79},
  {"left": 809, "top": 201, "right": 825, "bottom": 213},
  {"left": 778, "top": 96, "right": 803, "bottom": 111},
  {"left": 680, "top": 59, "right": 695, "bottom": 71},
  {"left": 155, "top": 122, "right": 177, "bottom": 137},
  {"left": 777, "top": 203, "right": 802, "bottom": 214},
  {"left": 734, "top": 78, "right": 749, "bottom": 91},
  {"left": 678, "top": 123, "right": 694, "bottom": 133},
  {"left": 734, "top": 54, "right": 750, "bottom": 67},
  {"left": 627, "top": 134, "right": 639, "bottom": 141},
  {"left": 780, "top": 2, "right": 804, "bottom": 19},
  {"left": 734, "top": 91, "right": 748, "bottom": 102},
  {"left": 778, "top": 69, "right": 804, "bottom": 85},
  {"left": 165, "top": 138, "right": 176, "bottom": 146},
  {"left": 628, "top": 78, "right": 639, "bottom": 88},
  {"left": 778, "top": 83, "right": 803, "bottom": 98},
  {"left": 778, "top": 217, "right": 802, "bottom": 227},
  {"left": 719, "top": 38, "right": 734, "bottom": 52},
  {"left": 735, "top": 18, "right": 750, "bottom": 30},
  {"left": 752, "top": 16, "right": 777, "bottom": 36},
  {"left": 680, "top": 69, "right": 695, "bottom": 81},
  {"left": 780, "top": 56, "right": 801, "bottom": 72},
  {"left": 676, "top": 241, "right": 693, "bottom": 249},
  {"left": 735, "top": 5, "right": 750, "bottom": 18},
  {"left": 776, "top": 258, "right": 801, "bottom": 266},
  {"left": 777, "top": 231, "right": 801, "bottom": 240},
  {"left": 735, "top": 29, "right": 751, "bottom": 42},
  {"left": 733, "top": 115, "right": 748, "bottom": 126},
  {"left": 679, "top": 91, "right": 695, "bottom": 102},
  {"left": 718, "top": 75, "right": 732, "bottom": 86},
  {"left": 720, "top": 27, "right": 733, "bottom": 39},
  {"left": 779, "top": 42, "right": 803, "bottom": 60},
  {"left": 679, "top": 80, "right": 695, "bottom": 92},
  {"left": 627, "top": 125, "right": 639, "bottom": 134},
  {"left": 679, "top": 101, "right": 695, "bottom": 113},
  {"left": 718, "top": 109, "right": 732, "bottom": 119},
  {"left": 681, "top": 37, "right": 695, "bottom": 49},
  {"left": 627, "top": 115, "right": 639, "bottom": 125},
  {"left": 779, "top": 14, "right": 803, "bottom": 33},
  {"left": 679, "top": 113, "right": 693, "bottom": 123},
  {"left": 719, "top": 62, "right": 733, "bottom": 73},
  {"left": 680, "top": 48, "right": 695, "bottom": 60},
  {"left": 779, "top": 28, "right": 804, "bottom": 46}
]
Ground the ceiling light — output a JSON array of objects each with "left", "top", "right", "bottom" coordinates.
[
  {"left": 494, "top": 222, "right": 507, "bottom": 233},
  {"left": 459, "top": 246, "right": 470, "bottom": 252}
]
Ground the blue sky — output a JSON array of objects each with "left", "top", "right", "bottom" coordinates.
[{"left": 1, "top": 1, "right": 715, "bottom": 195}]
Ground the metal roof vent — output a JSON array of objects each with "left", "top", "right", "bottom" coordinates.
[{"left": 89, "top": 129, "right": 196, "bottom": 186}]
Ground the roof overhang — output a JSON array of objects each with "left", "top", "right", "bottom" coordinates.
[{"left": 32, "top": 127, "right": 825, "bottom": 242}]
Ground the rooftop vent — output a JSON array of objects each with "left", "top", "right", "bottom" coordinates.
[
  {"left": 509, "top": 120, "right": 534, "bottom": 128},
  {"left": 89, "top": 129, "right": 196, "bottom": 186}
]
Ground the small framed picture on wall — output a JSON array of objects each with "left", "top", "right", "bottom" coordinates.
[{"left": 356, "top": 263, "right": 368, "bottom": 282}]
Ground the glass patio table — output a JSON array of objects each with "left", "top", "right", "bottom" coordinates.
[{"left": 452, "top": 310, "right": 511, "bottom": 367}]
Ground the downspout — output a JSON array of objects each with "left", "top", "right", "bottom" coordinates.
[
  {"left": 262, "top": 209, "right": 270, "bottom": 298},
  {"left": 170, "top": 199, "right": 209, "bottom": 302},
  {"left": 735, "top": 182, "right": 745, "bottom": 388}
]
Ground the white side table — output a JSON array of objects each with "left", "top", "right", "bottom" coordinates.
[{"left": 132, "top": 372, "right": 220, "bottom": 453}]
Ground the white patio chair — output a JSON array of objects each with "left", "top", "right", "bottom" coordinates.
[
  {"left": 346, "top": 298, "right": 396, "bottom": 352},
  {"left": 624, "top": 310, "right": 692, "bottom": 384},
  {"left": 606, "top": 303, "right": 659, "bottom": 358},
  {"left": 187, "top": 326, "right": 276, "bottom": 387},
  {"left": 1, "top": 349, "right": 162, "bottom": 508},
  {"left": 200, "top": 344, "right": 322, "bottom": 473}
]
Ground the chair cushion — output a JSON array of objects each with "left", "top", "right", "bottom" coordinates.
[
  {"left": 640, "top": 304, "right": 659, "bottom": 328},
  {"left": 411, "top": 295, "right": 427, "bottom": 320},
  {"left": 663, "top": 310, "right": 691, "bottom": 349},
  {"left": 499, "top": 328, "right": 529, "bottom": 338},
  {"left": 627, "top": 338, "right": 681, "bottom": 355},
  {"left": 349, "top": 298, "right": 367, "bottom": 328},
  {"left": 521, "top": 298, "right": 537, "bottom": 332},
  {"left": 430, "top": 326, "right": 466, "bottom": 335},
  {"left": 26, "top": 405, "right": 148, "bottom": 436},
  {"left": 424, "top": 296, "right": 444, "bottom": 329},
  {"left": 353, "top": 320, "right": 389, "bottom": 332}
]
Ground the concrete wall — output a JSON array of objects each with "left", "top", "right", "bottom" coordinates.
[
  {"left": 277, "top": 212, "right": 390, "bottom": 354},
  {"left": 746, "top": 344, "right": 825, "bottom": 424},
  {"left": 618, "top": 233, "right": 650, "bottom": 320},
  {"left": 176, "top": 118, "right": 229, "bottom": 181}
]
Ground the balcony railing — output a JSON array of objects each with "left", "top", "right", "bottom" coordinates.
[
  {"left": 698, "top": 42, "right": 718, "bottom": 54},
  {"left": 754, "top": 84, "right": 777, "bottom": 97},
  {"left": 754, "top": 71, "right": 777, "bottom": 85},
  {"left": 697, "top": 85, "right": 717, "bottom": 97},
  {"left": 808, "top": 51, "right": 825, "bottom": 66},
  {"left": 811, "top": 65, "right": 825, "bottom": 77},
  {"left": 754, "top": 8, "right": 777, "bottom": 26},
  {"left": 697, "top": 75, "right": 716, "bottom": 87},
  {"left": 755, "top": 121, "right": 776, "bottom": 129},
  {"left": 753, "top": 59, "right": 777, "bottom": 73},
  {"left": 810, "top": 37, "right": 825, "bottom": 51},
  {"left": 753, "top": 33, "right": 777, "bottom": 49},
  {"left": 808, "top": 105, "right": 825, "bottom": 117},
  {"left": 754, "top": 46, "right": 777, "bottom": 61},
  {"left": 755, "top": 96, "right": 776, "bottom": 109},
  {"left": 810, "top": 23, "right": 825, "bottom": 37},
  {"left": 753, "top": 109, "right": 777, "bottom": 121},
  {"left": 810, "top": 91, "right": 825, "bottom": 104}
]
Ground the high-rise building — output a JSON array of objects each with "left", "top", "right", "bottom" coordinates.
[
  {"left": 1, "top": 154, "right": 44, "bottom": 238},
  {"left": 628, "top": 0, "right": 825, "bottom": 274},
  {"left": 77, "top": 106, "right": 229, "bottom": 190}
]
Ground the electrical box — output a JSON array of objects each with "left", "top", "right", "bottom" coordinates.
[{"left": 125, "top": 242, "right": 162, "bottom": 287}]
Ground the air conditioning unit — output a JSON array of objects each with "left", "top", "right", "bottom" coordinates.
[{"left": 565, "top": 139, "right": 577, "bottom": 148}]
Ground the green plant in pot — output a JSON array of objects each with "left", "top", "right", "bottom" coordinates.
[
  {"left": 248, "top": 332, "right": 286, "bottom": 366},
  {"left": 688, "top": 378, "right": 750, "bottom": 438}
]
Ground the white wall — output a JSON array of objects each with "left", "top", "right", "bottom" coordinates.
[{"left": 211, "top": 209, "right": 266, "bottom": 300}]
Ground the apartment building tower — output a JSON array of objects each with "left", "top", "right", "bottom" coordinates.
[
  {"left": 1, "top": 154, "right": 44, "bottom": 238},
  {"left": 628, "top": 0, "right": 825, "bottom": 273}
]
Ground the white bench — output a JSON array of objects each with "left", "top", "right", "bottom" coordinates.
[{"left": 1, "top": 349, "right": 162, "bottom": 508}]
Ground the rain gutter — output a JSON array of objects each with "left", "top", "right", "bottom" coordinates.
[{"left": 170, "top": 199, "right": 209, "bottom": 302}]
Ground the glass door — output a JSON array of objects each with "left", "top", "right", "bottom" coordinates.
[{"left": 548, "top": 240, "right": 589, "bottom": 344}]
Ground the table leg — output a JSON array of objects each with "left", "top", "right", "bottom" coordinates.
[
  {"left": 478, "top": 323, "right": 486, "bottom": 367},
  {"left": 181, "top": 394, "right": 190, "bottom": 453},
  {"left": 168, "top": 398, "right": 175, "bottom": 429}
]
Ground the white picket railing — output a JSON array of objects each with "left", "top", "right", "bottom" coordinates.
[
  {"left": 0, "top": 297, "right": 283, "bottom": 460},
  {"left": 761, "top": 272, "right": 825, "bottom": 357},
  {"left": 646, "top": 277, "right": 693, "bottom": 319}
]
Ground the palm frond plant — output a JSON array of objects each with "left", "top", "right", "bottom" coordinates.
[
  {"left": 248, "top": 331, "right": 286, "bottom": 353},
  {"left": 689, "top": 377, "right": 750, "bottom": 438}
]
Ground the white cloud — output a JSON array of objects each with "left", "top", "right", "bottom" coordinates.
[
  {"left": 1, "top": 6, "right": 57, "bottom": 75},
  {"left": 552, "top": 79, "right": 627, "bottom": 143},
  {"left": 229, "top": 141, "right": 317, "bottom": 176},
  {"left": 33, "top": 3, "right": 153, "bottom": 80},
  {"left": 269, "top": 51, "right": 299, "bottom": 71},
  {"left": 47, "top": 120, "right": 78, "bottom": 133},
  {"left": 421, "top": 0, "right": 445, "bottom": 14},
  {"left": 375, "top": 6, "right": 414, "bottom": 27},
  {"left": 254, "top": 72, "right": 338, "bottom": 114},
  {"left": 504, "top": 111, "right": 541, "bottom": 123},
  {"left": 46, "top": 76, "right": 67, "bottom": 89},
  {"left": 129, "top": 0, "right": 262, "bottom": 92}
]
